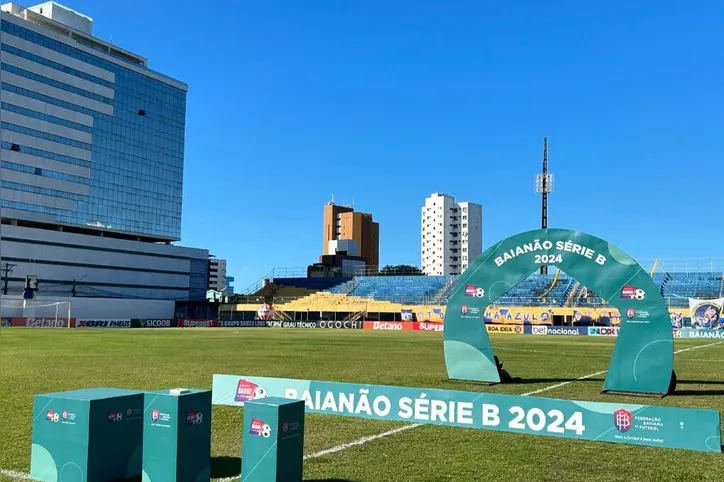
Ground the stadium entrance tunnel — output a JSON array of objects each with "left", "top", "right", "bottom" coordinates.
[{"left": 443, "top": 228, "right": 675, "bottom": 397}]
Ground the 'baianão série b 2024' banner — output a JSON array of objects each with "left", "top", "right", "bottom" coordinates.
[{"left": 212, "top": 374, "right": 721, "bottom": 453}]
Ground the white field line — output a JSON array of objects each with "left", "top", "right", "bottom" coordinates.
[{"left": 3, "top": 341, "right": 722, "bottom": 482}]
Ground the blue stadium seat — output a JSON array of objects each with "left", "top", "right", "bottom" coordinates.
[{"left": 345, "top": 275, "right": 454, "bottom": 304}]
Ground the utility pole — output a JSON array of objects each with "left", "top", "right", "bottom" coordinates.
[
  {"left": 2, "top": 263, "right": 16, "bottom": 295},
  {"left": 534, "top": 137, "right": 554, "bottom": 275}
]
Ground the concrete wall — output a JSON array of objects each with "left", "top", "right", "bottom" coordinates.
[
  {"left": 1, "top": 224, "right": 209, "bottom": 300},
  {"left": 0, "top": 295, "right": 174, "bottom": 319}
]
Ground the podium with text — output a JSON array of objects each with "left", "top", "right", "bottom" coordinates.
[
  {"left": 242, "top": 397, "right": 305, "bottom": 482},
  {"left": 30, "top": 387, "right": 144, "bottom": 482},
  {"left": 142, "top": 388, "right": 212, "bottom": 482}
]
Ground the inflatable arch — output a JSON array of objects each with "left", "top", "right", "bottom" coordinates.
[{"left": 443, "top": 228, "right": 674, "bottom": 396}]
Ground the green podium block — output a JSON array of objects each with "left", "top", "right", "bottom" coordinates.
[
  {"left": 142, "top": 388, "right": 212, "bottom": 482},
  {"left": 241, "top": 397, "right": 305, "bottom": 482},
  {"left": 30, "top": 387, "right": 144, "bottom": 482}
]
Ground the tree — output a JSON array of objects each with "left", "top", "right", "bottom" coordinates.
[{"left": 379, "top": 264, "right": 425, "bottom": 276}]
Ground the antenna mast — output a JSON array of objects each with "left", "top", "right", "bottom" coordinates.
[{"left": 535, "top": 137, "right": 554, "bottom": 275}]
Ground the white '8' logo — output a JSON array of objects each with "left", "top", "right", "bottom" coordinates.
[{"left": 195, "top": 413, "right": 203, "bottom": 425}]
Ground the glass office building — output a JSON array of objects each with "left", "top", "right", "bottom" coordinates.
[{"left": 0, "top": 1, "right": 186, "bottom": 241}]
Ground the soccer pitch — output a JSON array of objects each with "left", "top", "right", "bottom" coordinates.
[{"left": 1, "top": 328, "right": 723, "bottom": 481}]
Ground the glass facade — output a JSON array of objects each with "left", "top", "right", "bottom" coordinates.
[{"left": 0, "top": 17, "right": 186, "bottom": 240}]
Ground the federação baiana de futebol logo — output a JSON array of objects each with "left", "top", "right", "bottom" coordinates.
[{"left": 614, "top": 409, "right": 633, "bottom": 433}]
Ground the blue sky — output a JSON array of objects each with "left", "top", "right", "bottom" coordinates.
[{"left": 69, "top": 0, "right": 724, "bottom": 291}]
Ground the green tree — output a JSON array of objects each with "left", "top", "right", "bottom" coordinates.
[{"left": 379, "top": 264, "right": 425, "bottom": 276}]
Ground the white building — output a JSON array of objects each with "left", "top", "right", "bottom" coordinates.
[
  {"left": 421, "top": 193, "right": 483, "bottom": 275},
  {"left": 208, "top": 257, "right": 227, "bottom": 292}
]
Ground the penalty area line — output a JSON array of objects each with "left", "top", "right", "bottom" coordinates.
[{"left": 3, "top": 341, "right": 722, "bottom": 482}]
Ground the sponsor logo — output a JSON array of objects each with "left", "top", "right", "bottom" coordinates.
[
  {"left": 107, "top": 412, "right": 123, "bottom": 423},
  {"left": 624, "top": 309, "right": 650, "bottom": 324},
  {"left": 150, "top": 409, "right": 171, "bottom": 427},
  {"left": 139, "top": 319, "right": 172, "bottom": 328},
  {"left": 672, "top": 328, "right": 681, "bottom": 338},
  {"left": 46, "top": 409, "right": 59, "bottom": 423},
  {"left": 249, "top": 418, "right": 272, "bottom": 438},
  {"left": 281, "top": 420, "right": 302, "bottom": 439},
  {"left": 78, "top": 320, "right": 131, "bottom": 328},
  {"left": 531, "top": 325, "right": 548, "bottom": 335},
  {"left": 372, "top": 321, "right": 402, "bottom": 331},
  {"left": 460, "top": 305, "right": 483, "bottom": 319},
  {"left": 588, "top": 327, "right": 620, "bottom": 337},
  {"left": 219, "top": 320, "right": 266, "bottom": 328},
  {"left": 185, "top": 411, "right": 204, "bottom": 425},
  {"left": 235, "top": 379, "right": 268, "bottom": 402},
  {"left": 181, "top": 319, "right": 217, "bottom": 328},
  {"left": 486, "top": 324, "right": 522, "bottom": 334},
  {"left": 614, "top": 409, "right": 633, "bottom": 433},
  {"left": 464, "top": 285, "right": 485, "bottom": 298},
  {"left": 417, "top": 322, "right": 444, "bottom": 332},
  {"left": 620, "top": 286, "right": 646, "bottom": 300},
  {"left": 547, "top": 327, "right": 580, "bottom": 336},
  {"left": 316, "top": 320, "right": 362, "bottom": 329},
  {"left": 26, "top": 318, "right": 67, "bottom": 328},
  {"left": 61, "top": 410, "right": 77, "bottom": 425}
]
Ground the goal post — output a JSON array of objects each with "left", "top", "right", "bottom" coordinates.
[{"left": 0, "top": 300, "right": 72, "bottom": 328}]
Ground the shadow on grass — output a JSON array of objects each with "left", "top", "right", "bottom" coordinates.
[
  {"left": 678, "top": 379, "right": 724, "bottom": 385},
  {"left": 211, "top": 455, "right": 241, "bottom": 479},
  {"left": 510, "top": 377, "right": 605, "bottom": 384},
  {"left": 306, "top": 479, "right": 358, "bottom": 482},
  {"left": 671, "top": 389, "right": 724, "bottom": 396}
]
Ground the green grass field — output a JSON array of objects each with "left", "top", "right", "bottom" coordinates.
[{"left": 1, "top": 328, "right": 723, "bottom": 481}]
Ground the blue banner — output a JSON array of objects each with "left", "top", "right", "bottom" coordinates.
[
  {"left": 527, "top": 326, "right": 589, "bottom": 336},
  {"left": 212, "top": 374, "right": 721, "bottom": 453}
]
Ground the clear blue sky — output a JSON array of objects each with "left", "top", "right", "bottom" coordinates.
[{"left": 71, "top": 0, "right": 723, "bottom": 291}]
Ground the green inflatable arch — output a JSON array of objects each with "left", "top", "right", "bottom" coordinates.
[{"left": 443, "top": 228, "right": 674, "bottom": 396}]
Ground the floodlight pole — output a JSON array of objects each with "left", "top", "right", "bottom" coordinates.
[{"left": 535, "top": 137, "right": 554, "bottom": 275}]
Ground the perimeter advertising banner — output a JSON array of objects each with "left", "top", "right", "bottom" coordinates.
[
  {"left": 178, "top": 319, "right": 219, "bottom": 328},
  {"left": 363, "top": 321, "right": 443, "bottom": 332},
  {"left": 676, "top": 327, "right": 724, "bottom": 339},
  {"left": 410, "top": 305, "right": 690, "bottom": 326},
  {"left": 212, "top": 374, "right": 721, "bottom": 453},
  {"left": 77, "top": 319, "right": 131, "bottom": 328},
  {"left": 265, "top": 320, "right": 364, "bottom": 329},
  {"left": 131, "top": 319, "right": 177, "bottom": 328}
]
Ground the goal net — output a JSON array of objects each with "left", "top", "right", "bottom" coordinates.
[{"left": 0, "top": 300, "right": 72, "bottom": 328}]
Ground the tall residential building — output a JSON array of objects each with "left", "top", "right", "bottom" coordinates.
[
  {"left": 322, "top": 201, "right": 379, "bottom": 271},
  {"left": 421, "top": 193, "right": 483, "bottom": 275},
  {"left": 208, "top": 257, "right": 227, "bottom": 292},
  {"left": 0, "top": 2, "right": 209, "bottom": 300}
]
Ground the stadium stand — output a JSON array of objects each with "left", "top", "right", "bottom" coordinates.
[
  {"left": 243, "top": 270, "right": 723, "bottom": 309},
  {"left": 335, "top": 275, "right": 455, "bottom": 304}
]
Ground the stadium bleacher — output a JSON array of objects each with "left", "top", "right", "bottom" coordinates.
[{"left": 259, "top": 270, "right": 723, "bottom": 309}]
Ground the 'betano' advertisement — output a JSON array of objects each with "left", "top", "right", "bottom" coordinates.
[{"left": 212, "top": 374, "right": 721, "bottom": 453}]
